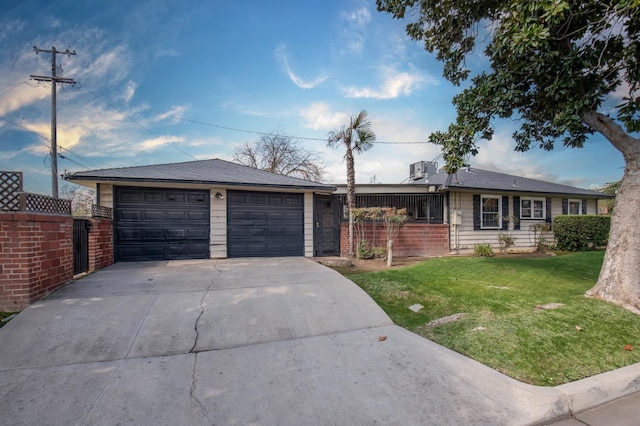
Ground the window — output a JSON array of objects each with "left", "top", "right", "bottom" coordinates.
[
  {"left": 481, "top": 195, "right": 501, "bottom": 229},
  {"left": 568, "top": 199, "right": 582, "bottom": 215},
  {"left": 520, "top": 198, "right": 545, "bottom": 219}
]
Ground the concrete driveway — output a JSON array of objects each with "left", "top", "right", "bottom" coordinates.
[{"left": 0, "top": 258, "right": 635, "bottom": 425}]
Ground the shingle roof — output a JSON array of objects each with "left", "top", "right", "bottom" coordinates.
[
  {"left": 66, "top": 158, "right": 336, "bottom": 191},
  {"left": 415, "top": 167, "right": 609, "bottom": 197}
]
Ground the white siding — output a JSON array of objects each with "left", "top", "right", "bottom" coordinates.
[
  {"left": 304, "top": 192, "right": 314, "bottom": 257},
  {"left": 99, "top": 184, "right": 113, "bottom": 209},
  {"left": 450, "top": 192, "right": 558, "bottom": 251},
  {"left": 209, "top": 188, "right": 227, "bottom": 258}
]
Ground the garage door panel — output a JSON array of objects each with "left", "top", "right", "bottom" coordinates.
[
  {"left": 117, "top": 210, "right": 142, "bottom": 221},
  {"left": 248, "top": 194, "right": 266, "bottom": 204},
  {"left": 165, "top": 228, "right": 187, "bottom": 240},
  {"left": 166, "top": 211, "right": 186, "bottom": 221},
  {"left": 143, "top": 229, "right": 165, "bottom": 240},
  {"left": 285, "top": 228, "right": 303, "bottom": 237},
  {"left": 117, "top": 228, "right": 142, "bottom": 241},
  {"left": 115, "top": 187, "right": 210, "bottom": 261},
  {"left": 143, "top": 192, "right": 163, "bottom": 202},
  {"left": 284, "top": 212, "right": 302, "bottom": 221},
  {"left": 188, "top": 228, "right": 210, "bottom": 239},
  {"left": 143, "top": 210, "right": 164, "bottom": 221},
  {"left": 227, "top": 190, "right": 303, "bottom": 258},
  {"left": 188, "top": 211, "right": 208, "bottom": 221}
]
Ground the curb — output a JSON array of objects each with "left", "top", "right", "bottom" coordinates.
[{"left": 555, "top": 362, "right": 640, "bottom": 415}]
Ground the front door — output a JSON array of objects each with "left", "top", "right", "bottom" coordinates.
[{"left": 314, "top": 195, "right": 342, "bottom": 256}]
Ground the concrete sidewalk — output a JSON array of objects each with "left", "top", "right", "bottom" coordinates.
[{"left": 0, "top": 258, "right": 637, "bottom": 425}]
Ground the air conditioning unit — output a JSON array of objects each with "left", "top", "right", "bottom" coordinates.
[
  {"left": 410, "top": 161, "right": 438, "bottom": 180},
  {"left": 410, "top": 161, "right": 426, "bottom": 180}
]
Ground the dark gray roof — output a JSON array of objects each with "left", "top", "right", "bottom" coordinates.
[
  {"left": 66, "top": 158, "right": 336, "bottom": 191},
  {"left": 415, "top": 167, "right": 610, "bottom": 198}
]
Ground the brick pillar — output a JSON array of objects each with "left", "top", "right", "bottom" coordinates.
[{"left": 88, "top": 217, "right": 114, "bottom": 273}]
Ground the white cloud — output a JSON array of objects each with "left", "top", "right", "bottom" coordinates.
[
  {"left": 299, "top": 103, "right": 350, "bottom": 131},
  {"left": 336, "top": 4, "right": 371, "bottom": 56},
  {"left": 472, "top": 130, "right": 562, "bottom": 183},
  {"left": 341, "top": 6, "right": 371, "bottom": 27},
  {"left": 274, "top": 44, "right": 328, "bottom": 89},
  {"left": 140, "top": 135, "right": 186, "bottom": 151},
  {"left": 120, "top": 80, "right": 137, "bottom": 103},
  {"left": 152, "top": 105, "right": 187, "bottom": 123},
  {"left": 342, "top": 67, "right": 437, "bottom": 99},
  {"left": 0, "top": 83, "right": 49, "bottom": 116},
  {"left": 74, "top": 45, "right": 131, "bottom": 83}
]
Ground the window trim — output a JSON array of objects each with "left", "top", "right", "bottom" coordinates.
[
  {"left": 480, "top": 194, "right": 501, "bottom": 229},
  {"left": 568, "top": 199, "right": 583, "bottom": 215},
  {"left": 520, "top": 197, "right": 546, "bottom": 220}
]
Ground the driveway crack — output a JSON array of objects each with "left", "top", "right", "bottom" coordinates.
[
  {"left": 190, "top": 352, "right": 213, "bottom": 423},
  {"left": 190, "top": 280, "right": 213, "bottom": 354}
]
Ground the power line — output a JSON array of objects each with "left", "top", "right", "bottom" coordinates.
[
  {"left": 172, "top": 115, "right": 432, "bottom": 144},
  {"left": 0, "top": 117, "right": 102, "bottom": 170},
  {"left": 0, "top": 81, "right": 28, "bottom": 97}
]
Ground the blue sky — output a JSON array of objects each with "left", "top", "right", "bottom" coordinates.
[{"left": 0, "top": 0, "right": 627, "bottom": 196}]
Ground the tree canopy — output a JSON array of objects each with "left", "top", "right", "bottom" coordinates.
[{"left": 377, "top": 0, "right": 639, "bottom": 172}]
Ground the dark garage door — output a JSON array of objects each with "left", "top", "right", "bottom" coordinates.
[
  {"left": 227, "top": 191, "right": 304, "bottom": 258},
  {"left": 115, "top": 187, "right": 210, "bottom": 261}
]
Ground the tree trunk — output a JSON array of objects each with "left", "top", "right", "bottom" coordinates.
[
  {"left": 345, "top": 146, "right": 355, "bottom": 257},
  {"left": 586, "top": 159, "right": 640, "bottom": 314},
  {"left": 387, "top": 239, "right": 393, "bottom": 267}
]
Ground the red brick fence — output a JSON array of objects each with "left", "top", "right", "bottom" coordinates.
[
  {"left": 0, "top": 171, "right": 113, "bottom": 311},
  {"left": 340, "top": 222, "right": 450, "bottom": 258}
]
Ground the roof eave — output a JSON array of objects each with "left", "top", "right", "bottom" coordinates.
[
  {"left": 440, "top": 184, "right": 611, "bottom": 198},
  {"left": 65, "top": 175, "right": 336, "bottom": 192}
]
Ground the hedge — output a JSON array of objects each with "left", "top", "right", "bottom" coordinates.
[{"left": 553, "top": 215, "right": 610, "bottom": 251}]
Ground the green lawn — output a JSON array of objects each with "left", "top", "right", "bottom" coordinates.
[
  {"left": 345, "top": 251, "right": 640, "bottom": 386},
  {"left": 0, "top": 312, "right": 17, "bottom": 328}
]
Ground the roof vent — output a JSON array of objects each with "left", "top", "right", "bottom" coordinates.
[{"left": 410, "top": 161, "right": 438, "bottom": 180}]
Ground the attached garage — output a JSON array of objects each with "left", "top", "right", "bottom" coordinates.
[
  {"left": 66, "top": 158, "right": 336, "bottom": 260},
  {"left": 115, "top": 187, "right": 210, "bottom": 261},
  {"left": 227, "top": 190, "right": 303, "bottom": 257}
]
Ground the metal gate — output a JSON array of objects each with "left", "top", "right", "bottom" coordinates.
[
  {"left": 313, "top": 195, "right": 342, "bottom": 256},
  {"left": 73, "top": 218, "right": 90, "bottom": 274}
]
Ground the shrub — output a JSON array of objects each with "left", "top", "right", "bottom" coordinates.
[
  {"left": 553, "top": 215, "right": 610, "bottom": 251},
  {"left": 474, "top": 243, "right": 494, "bottom": 257},
  {"left": 529, "top": 223, "right": 553, "bottom": 252},
  {"left": 357, "top": 239, "right": 374, "bottom": 259},
  {"left": 497, "top": 232, "right": 516, "bottom": 253},
  {"left": 371, "top": 246, "right": 387, "bottom": 260}
]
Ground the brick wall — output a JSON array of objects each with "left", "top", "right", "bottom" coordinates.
[
  {"left": 88, "top": 217, "right": 114, "bottom": 272},
  {"left": 0, "top": 213, "right": 73, "bottom": 311},
  {"left": 0, "top": 214, "right": 114, "bottom": 312},
  {"left": 340, "top": 222, "right": 450, "bottom": 258}
]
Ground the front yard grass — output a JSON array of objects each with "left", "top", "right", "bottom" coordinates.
[
  {"left": 0, "top": 312, "right": 18, "bottom": 328},
  {"left": 345, "top": 251, "right": 640, "bottom": 386}
]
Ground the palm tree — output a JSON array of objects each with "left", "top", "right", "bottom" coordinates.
[{"left": 328, "top": 110, "right": 376, "bottom": 257}]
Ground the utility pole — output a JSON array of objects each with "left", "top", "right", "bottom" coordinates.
[{"left": 30, "top": 46, "right": 76, "bottom": 198}]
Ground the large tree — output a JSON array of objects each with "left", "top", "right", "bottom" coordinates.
[
  {"left": 328, "top": 110, "right": 376, "bottom": 257},
  {"left": 377, "top": 0, "right": 640, "bottom": 313},
  {"left": 233, "top": 132, "right": 325, "bottom": 182}
]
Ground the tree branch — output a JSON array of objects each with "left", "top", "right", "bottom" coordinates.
[{"left": 582, "top": 111, "right": 640, "bottom": 158}]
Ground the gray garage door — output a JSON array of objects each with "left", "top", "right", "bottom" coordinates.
[
  {"left": 227, "top": 191, "right": 304, "bottom": 258},
  {"left": 115, "top": 187, "right": 210, "bottom": 261}
]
